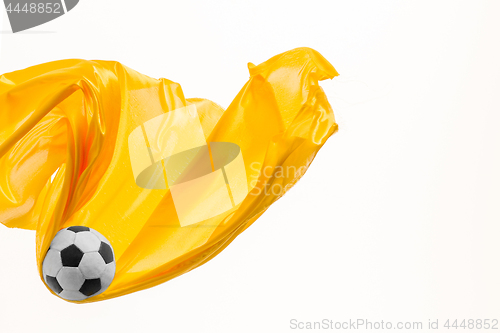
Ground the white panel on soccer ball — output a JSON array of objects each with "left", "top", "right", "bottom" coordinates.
[
  {"left": 50, "top": 229, "right": 76, "bottom": 251},
  {"left": 42, "top": 249, "right": 62, "bottom": 277},
  {"left": 100, "top": 261, "right": 116, "bottom": 291},
  {"left": 56, "top": 267, "right": 85, "bottom": 291},
  {"left": 79, "top": 252, "right": 106, "bottom": 279},
  {"left": 59, "top": 290, "right": 88, "bottom": 301},
  {"left": 74, "top": 231, "right": 101, "bottom": 252},
  {"left": 89, "top": 228, "right": 111, "bottom": 245}
]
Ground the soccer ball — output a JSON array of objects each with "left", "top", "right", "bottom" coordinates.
[{"left": 42, "top": 226, "right": 116, "bottom": 301}]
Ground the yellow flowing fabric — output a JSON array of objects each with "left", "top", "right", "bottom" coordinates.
[{"left": 0, "top": 47, "right": 338, "bottom": 302}]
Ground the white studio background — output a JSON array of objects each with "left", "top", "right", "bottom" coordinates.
[{"left": 1, "top": 1, "right": 500, "bottom": 332}]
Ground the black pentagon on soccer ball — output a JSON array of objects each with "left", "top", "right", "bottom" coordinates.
[
  {"left": 60, "top": 244, "right": 84, "bottom": 267},
  {"left": 99, "top": 242, "right": 114, "bottom": 264},
  {"left": 46, "top": 275, "right": 63, "bottom": 294},
  {"left": 80, "top": 278, "right": 101, "bottom": 296},
  {"left": 67, "top": 226, "right": 90, "bottom": 233}
]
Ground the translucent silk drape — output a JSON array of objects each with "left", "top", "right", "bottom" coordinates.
[{"left": 0, "top": 47, "right": 339, "bottom": 302}]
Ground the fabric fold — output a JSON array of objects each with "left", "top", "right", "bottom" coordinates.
[{"left": 0, "top": 47, "right": 338, "bottom": 302}]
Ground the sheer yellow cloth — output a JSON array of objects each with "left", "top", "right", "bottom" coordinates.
[{"left": 0, "top": 47, "right": 338, "bottom": 302}]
